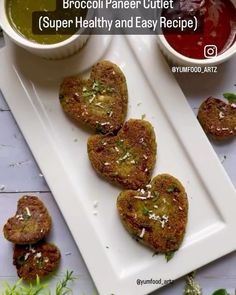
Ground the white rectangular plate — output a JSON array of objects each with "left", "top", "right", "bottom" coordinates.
[{"left": 1, "top": 35, "right": 236, "bottom": 295}]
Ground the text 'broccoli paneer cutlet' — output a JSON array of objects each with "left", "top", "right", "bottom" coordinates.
[
  {"left": 3, "top": 196, "right": 52, "bottom": 245},
  {"left": 13, "top": 242, "right": 61, "bottom": 280},
  {"left": 59, "top": 60, "right": 128, "bottom": 134},
  {"left": 198, "top": 97, "right": 236, "bottom": 140},
  {"left": 117, "top": 174, "right": 188, "bottom": 254},
  {"left": 87, "top": 119, "right": 157, "bottom": 190}
]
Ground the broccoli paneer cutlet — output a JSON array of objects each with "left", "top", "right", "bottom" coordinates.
[
  {"left": 87, "top": 119, "right": 157, "bottom": 190},
  {"left": 59, "top": 60, "right": 128, "bottom": 134},
  {"left": 117, "top": 174, "right": 188, "bottom": 253},
  {"left": 13, "top": 242, "right": 61, "bottom": 280},
  {"left": 198, "top": 97, "right": 236, "bottom": 140},
  {"left": 3, "top": 196, "right": 52, "bottom": 245}
]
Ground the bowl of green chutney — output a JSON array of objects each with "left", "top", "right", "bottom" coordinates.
[{"left": 0, "top": 0, "right": 90, "bottom": 59}]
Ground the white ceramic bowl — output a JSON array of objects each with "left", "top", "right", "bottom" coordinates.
[
  {"left": 157, "top": 0, "right": 236, "bottom": 66},
  {"left": 0, "top": 0, "right": 91, "bottom": 59}
]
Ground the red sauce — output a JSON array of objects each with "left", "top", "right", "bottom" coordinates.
[{"left": 164, "top": 0, "right": 236, "bottom": 59}]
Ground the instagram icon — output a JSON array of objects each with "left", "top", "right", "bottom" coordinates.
[{"left": 204, "top": 45, "right": 218, "bottom": 59}]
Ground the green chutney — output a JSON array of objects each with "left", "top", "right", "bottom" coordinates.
[{"left": 6, "top": 0, "right": 86, "bottom": 44}]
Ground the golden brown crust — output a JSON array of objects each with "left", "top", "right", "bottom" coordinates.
[
  {"left": 117, "top": 174, "right": 188, "bottom": 253},
  {"left": 13, "top": 242, "right": 61, "bottom": 280},
  {"left": 198, "top": 97, "right": 236, "bottom": 140},
  {"left": 59, "top": 60, "right": 128, "bottom": 134},
  {"left": 3, "top": 196, "right": 52, "bottom": 245},
  {"left": 87, "top": 119, "right": 157, "bottom": 189}
]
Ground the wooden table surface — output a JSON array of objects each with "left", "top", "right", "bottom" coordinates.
[{"left": 0, "top": 35, "right": 236, "bottom": 294}]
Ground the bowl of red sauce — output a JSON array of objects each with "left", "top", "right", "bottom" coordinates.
[{"left": 157, "top": 0, "right": 236, "bottom": 66}]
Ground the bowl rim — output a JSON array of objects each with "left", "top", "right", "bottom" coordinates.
[
  {"left": 157, "top": 0, "right": 236, "bottom": 65},
  {"left": 0, "top": 0, "right": 91, "bottom": 50}
]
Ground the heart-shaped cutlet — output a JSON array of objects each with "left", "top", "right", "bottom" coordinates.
[
  {"left": 59, "top": 60, "right": 128, "bottom": 134},
  {"left": 198, "top": 97, "right": 236, "bottom": 140},
  {"left": 3, "top": 196, "right": 52, "bottom": 245},
  {"left": 13, "top": 242, "right": 61, "bottom": 280},
  {"left": 117, "top": 174, "right": 188, "bottom": 253},
  {"left": 87, "top": 119, "right": 157, "bottom": 189}
]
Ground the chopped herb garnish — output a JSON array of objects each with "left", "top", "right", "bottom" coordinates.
[
  {"left": 165, "top": 251, "right": 175, "bottom": 262},
  {"left": 116, "top": 139, "right": 125, "bottom": 148},
  {"left": 17, "top": 255, "right": 26, "bottom": 265},
  {"left": 167, "top": 186, "right": 175, "bottom": 193},
  {"left": 101, "top": 139, "right": 107, "bottom": 145},
  {"left": 142, "top": 207, "right": 150, "bottom": 216},
  {"left": 22, "top": 211, "right": 31, "bottom": 220},
  {"left": 116, "top": 139, "right": 128, "bottom": 157},
  {"left": 92, "top": 80, "right": 102, "bottom": 91},
  {"left": 106, "top": 86, "right": 115, "bottom": 93},
  {"left": 152, "top": 191, "right": 160, "bottom": 198},
  {"left": 83, "top": 91, "right": 94, "bottom": 98},
  {"left": 223, "top": 92, "right": 236, "bottom": 103},
  {"left": 95, "top": 123, "right": 104, "bottom": 133},
  {"left": 152, "top": 197, "right": 159, "bottom": 203},
  {"left": 36, "top": 258, "right": 44, "bottom": 269},
  {"left": 141, "top": 114, "right": 146, "bottom": 120},
  {"left": 118, "top": 152, "right": 131, "bottom": 163},
  {"left": 82, "top": 80, "right": 114, "bottom": 102}
]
